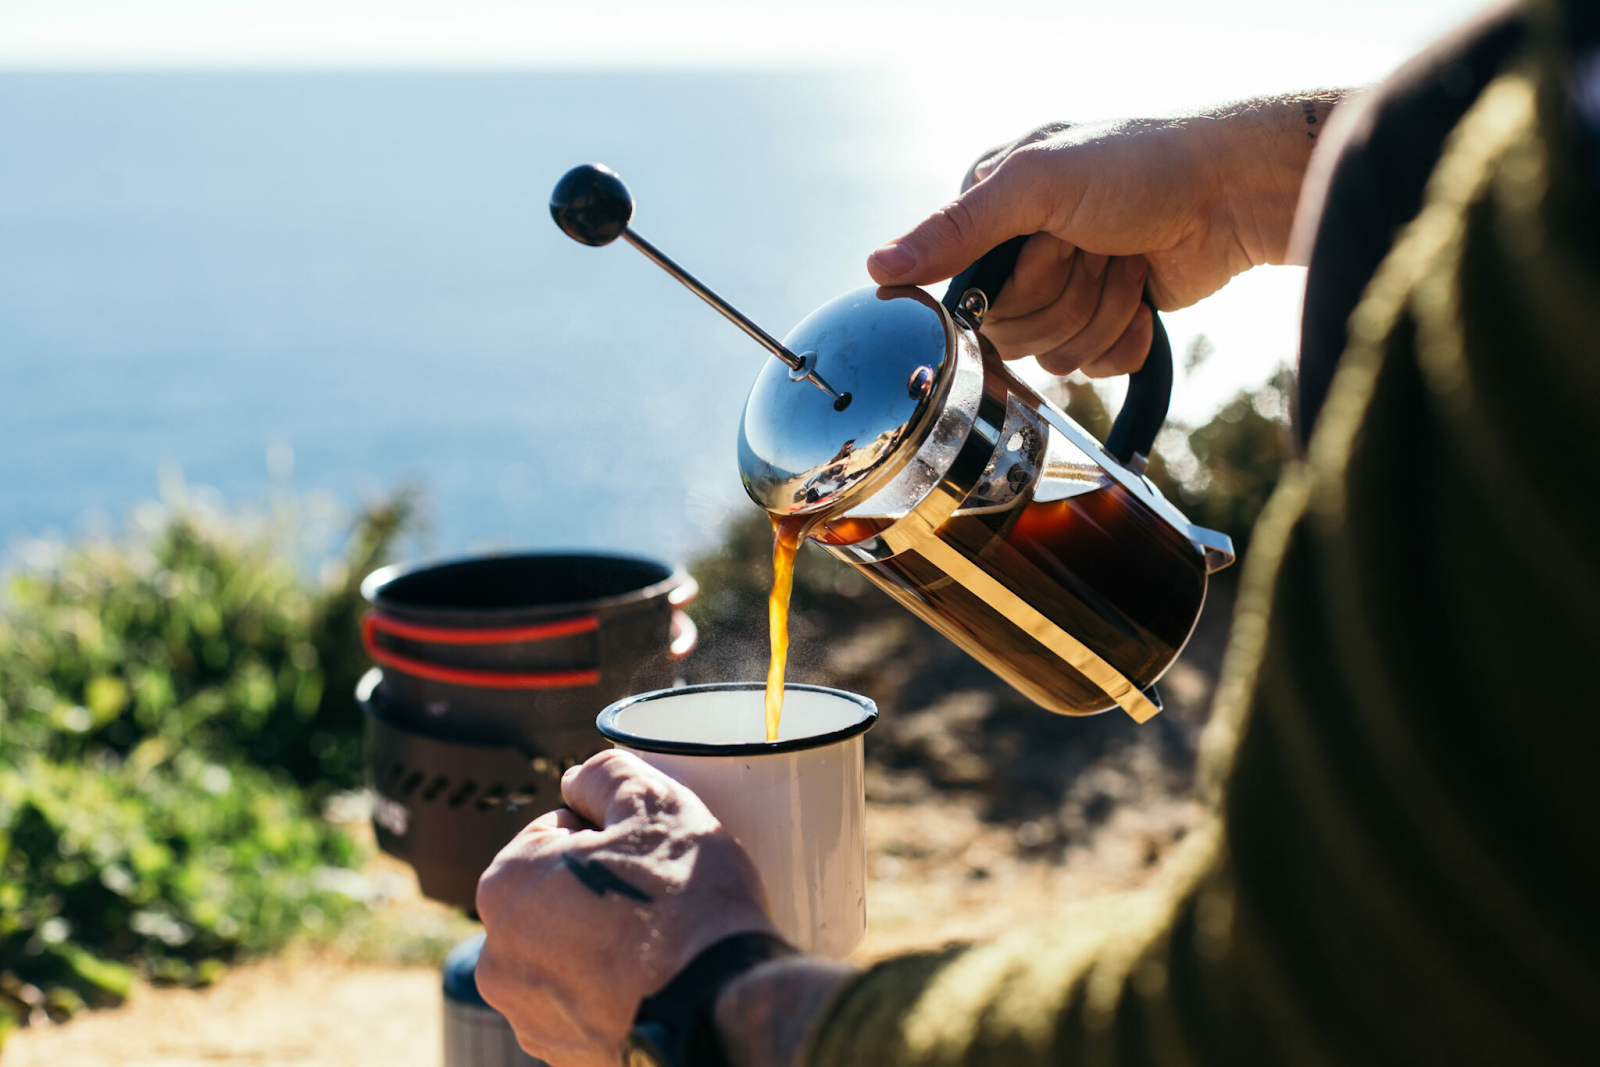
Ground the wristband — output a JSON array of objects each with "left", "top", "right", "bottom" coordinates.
[{"left": 623, "top": 931, "right": 798, "bottom": 1067}]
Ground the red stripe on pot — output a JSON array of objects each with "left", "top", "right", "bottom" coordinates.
[{"left": 361, "top": 614, "right": 600, "bottom": 689}]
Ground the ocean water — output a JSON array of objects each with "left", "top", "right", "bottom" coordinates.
[
  {"left": 0, "top": 70, "right": 1308, "bottom": 569},
  {"left": 0, "top": 70, "right": 958, "bottom": 564}
]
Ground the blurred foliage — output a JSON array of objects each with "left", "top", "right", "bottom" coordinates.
[
  {"left": 0, "top": 492, "right": 411, "bottom": 1042},
  {"left": 1163, "top": 366, "right": 1296, "bottom": 556},
  {"left": 1042, "top": 366, "right": 1295, "bottom": 557}
]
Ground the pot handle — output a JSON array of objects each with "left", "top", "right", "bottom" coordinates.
[
  {"left": 940, "top": 236, "right": 1172, "bottom": 469},
  {"left": 669, "top": 610, "right": 698, "bottom": 659}
]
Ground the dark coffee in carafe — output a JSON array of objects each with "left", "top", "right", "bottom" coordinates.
[{"left": 819, "top": 477, "right": 1206, "bottom": 716}]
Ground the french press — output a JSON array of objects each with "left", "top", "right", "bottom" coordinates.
[{"left": 551, "top": 163, "right": 1234, "bottom": 722}]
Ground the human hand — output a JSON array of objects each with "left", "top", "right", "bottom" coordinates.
[
  {"left": 475, "top": 750, "right": 779, "bottom": 1067},
  {"left": 869, "top": 96, "right": 1340, "bottom": 376}
]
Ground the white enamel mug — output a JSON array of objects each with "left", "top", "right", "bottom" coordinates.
[{"left": 596, "top": 682, "right": 876, "bottom": 959}]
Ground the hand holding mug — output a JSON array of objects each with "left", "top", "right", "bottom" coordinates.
[{"left": 475, "top": 750, "right": 778, "bottom": 1067}]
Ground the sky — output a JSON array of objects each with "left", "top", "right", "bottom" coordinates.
[
  {"left": 4, "top": 0, "right": 1475, "bottom": 73},
  {"left": 4, "top": 0, "right": 1486, "bottom": 424}
]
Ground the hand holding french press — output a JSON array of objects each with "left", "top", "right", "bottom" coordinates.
[{"left": 866, "top": 112, "right": 1319, "bottom": 368}]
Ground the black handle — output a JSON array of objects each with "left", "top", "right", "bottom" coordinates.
[
  {"left": 940, "top": 234, "right": 1030, "bottom": 321},
  {"left": 1102, "top": 310, "right": 1171, "bottom": 467},
  {"left": 940, "top": 236, "right": 1172, "bottom": 468},
  {"left": 551, "top": 163, "right": 634, "bottom": 247}
]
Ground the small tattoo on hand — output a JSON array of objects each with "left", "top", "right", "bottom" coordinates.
[
  {"left": 1302, "top": 100, "right": 1320, "bottom": 141},
  {"left": 562, "top": 854, "right": 653, "bottom": 903}
]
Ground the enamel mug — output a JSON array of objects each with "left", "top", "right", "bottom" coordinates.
[{"left": 596, "top": 682, "right": 876, "bottom": 958}]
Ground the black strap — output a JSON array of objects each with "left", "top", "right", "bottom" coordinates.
[{"left": 628, "top": 931, "right": 799, "bottom": 1067}]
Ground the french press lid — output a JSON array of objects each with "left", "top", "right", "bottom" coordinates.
[{"left": 737, "top": 286, "right": 953, "bottom": 516}]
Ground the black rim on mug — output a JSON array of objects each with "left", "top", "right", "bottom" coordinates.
[{"left": 596, "top": 682, "right": 877, "bottom": 758}]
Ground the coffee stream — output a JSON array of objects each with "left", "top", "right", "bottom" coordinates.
[{"left": 765, "top": 515, "right": 812, "bottom": 741}]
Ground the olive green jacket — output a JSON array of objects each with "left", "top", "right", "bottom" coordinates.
[{"left": 804, "top": 5, "right": 1600, "bottom": 1064}]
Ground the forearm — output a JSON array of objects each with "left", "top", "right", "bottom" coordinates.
[{"left": 714, "top": 957, "right": 857, "bottom": 1067}]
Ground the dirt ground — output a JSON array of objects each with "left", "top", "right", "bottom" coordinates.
[{"left": 2, "top": 787, "right": 1199, "bottom": 1067}]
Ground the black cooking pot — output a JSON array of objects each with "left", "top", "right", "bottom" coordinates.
[
  {"left": 362, "top": 552, "right": 696, "bottom": 740},
  {"left": 358, "top": 551, "right": 696, "bottom": 910}
]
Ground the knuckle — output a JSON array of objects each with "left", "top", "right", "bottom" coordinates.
[
  {"left": 622, "top": 820, "right": 673, "bottom": 857},
  {"left": 1051, "top": 294, "right": 1093, "bottom": 334},
  {"left": 515, "top": 1033, "right": 553, "bottom": 1063},
  {"left": 1083, "top": 343, "right": 1129, "bottom": 376},
  {"left": 611, "top": 778, "right": 651, "bottom": 810},
  {"left": 475, "top": 863, "right": 508, "bottom": 922},
  {"left": 613, "top": 777, "right": 678, "bottom": 819},
  {"left": 990, "top": 339, "right": 1023, "bottom": 361},
  {"left": 1000, "top": 141, "right": 1047, "bottom": 178},
  {"left": 1131, "top": 301, "right": 1154, "bottom": 335},
  {"left": 1062, "top": 277, "right": 1102, "bottom": 319},
  {"left": 1036, "top": 346, "right": 1086, "bottom": 377},
  {"left": 1024, "top": 121, "right": 1071, "bottom": 144},
  {"left": 963, "top": 151, "right": 1000, "bottom": 191},
  {"left": 1077, "top": 313, "right": 1118, "bottom": 351},
  {"left": 1088, "top": 335, "right": 1151, "bottom": 381},
  {"left": 473, "top": 946, "right": 507, "bottom": 1004},
  {"left": 586, "top": 748, "right": 634, "bottom": 773},
  {"left": 1122, "top": 311, "right": 1155, "bottom": 370},
  {"left": 971, "top": 121, "right": 1068, "bottom": 189},
  {"left": 576, "top": 748, "right": 644, "bottom": 789}
]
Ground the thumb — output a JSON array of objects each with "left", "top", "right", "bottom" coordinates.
[{"left": 867, "top": 157, "right": 1053, "bottom": 286}]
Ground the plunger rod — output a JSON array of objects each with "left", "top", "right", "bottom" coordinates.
[{"left": 620, "top": 228, "right": 844, "bottom": 403}]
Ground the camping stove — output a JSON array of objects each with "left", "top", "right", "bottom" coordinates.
[{"left": 357, "top": 551, "right": 696, "bottom": 1067}]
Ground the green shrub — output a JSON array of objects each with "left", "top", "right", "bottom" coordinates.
[
  {"left": 1157, "top": 366, "right": 1297, "bottom": 556},
  {"left": 0, "top": 493, "right": 410, "bottom": 1040}
]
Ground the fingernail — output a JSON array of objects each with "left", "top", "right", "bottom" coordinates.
[
  {"left": 872, "top": 242, "right": 917, "bottom": 277},
  {"left": 1084, "top": 254, "right": 1108, "bottom": 279},
  {"left": 562, "top": 763, "right": 582, "bottom": 785},
  {"left": 1123, "top": 256, "right": 1146, "bottom": 282}
]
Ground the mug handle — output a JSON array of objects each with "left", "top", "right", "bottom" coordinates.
[{"left": 940, "top": 236, "right": 1172, "bottom": 469}]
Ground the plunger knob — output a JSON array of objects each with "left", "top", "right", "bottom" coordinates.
[
  {"left": 550, "top": 163, "right": 634, "bottom": 247},
  {"left": 546, "top": 162, "right": 846, "bottom": 406}
]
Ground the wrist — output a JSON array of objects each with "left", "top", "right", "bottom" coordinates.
[
  {"left": 1205, "top": 90, "right": 1350, "bottom": 267},
  {"left": 627, "top": 932, "right": 799, "bottom": 1067},
  {"left": 713, "top": 957, "right": 857, "bottom": 1067}
]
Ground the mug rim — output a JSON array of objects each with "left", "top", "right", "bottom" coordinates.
[
  {"left": 361, "top": 550, "right": 689, "bottom": 622},
  {"left": 597, "top": 682, "right": 877, "bottom": 757}
]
